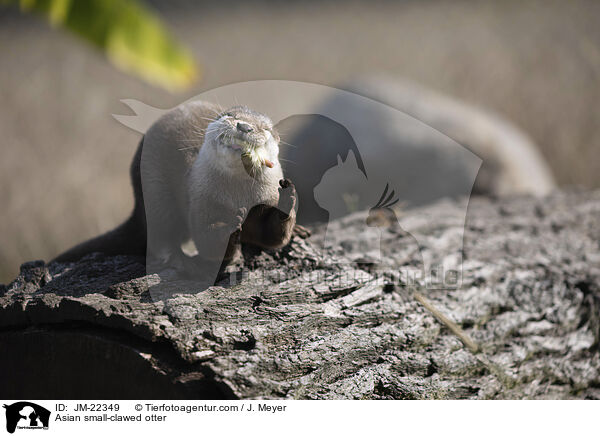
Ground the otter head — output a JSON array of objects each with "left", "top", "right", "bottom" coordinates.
[{"left": 203, "top": 105, "right": 280, "bottom": 177}]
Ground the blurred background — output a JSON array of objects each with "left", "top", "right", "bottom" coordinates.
[{"left": 1, "top": 0, "right": 599, "bottom": 283}]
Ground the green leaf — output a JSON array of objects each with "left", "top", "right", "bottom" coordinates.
[{"left": 6, "top": 0, "right": 199, "bottom": 91}]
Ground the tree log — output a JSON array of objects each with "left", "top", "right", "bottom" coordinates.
[{"left": 1, "top": 190, "right": 599, "bottom": 399}]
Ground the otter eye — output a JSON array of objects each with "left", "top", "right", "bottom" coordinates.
[{"left": 221, "top": 112, "right": 233, "bottom": 118}]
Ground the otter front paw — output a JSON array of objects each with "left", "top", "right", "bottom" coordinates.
[
  {"left": 234, "top": 207, "right": 247, "bottom": 232},
  {"left": 228, "top": 207, "right": 247, "bottom": 248},
  {"left": 278, "top": 178, "right": 297, "bottom": 218}
]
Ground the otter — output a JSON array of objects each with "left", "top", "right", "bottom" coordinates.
[{"left": 53, "top": 101, "right": 308, "bottom": 280}]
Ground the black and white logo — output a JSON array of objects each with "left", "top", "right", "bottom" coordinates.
[{"left": 3, "top": 402, "right": 50, "bottom": 434}]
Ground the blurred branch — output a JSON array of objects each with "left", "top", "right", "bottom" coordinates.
[{"left": 5, "top": 0, "right": 199, "bottom": 91}]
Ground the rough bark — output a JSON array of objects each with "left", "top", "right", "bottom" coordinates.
[{"left": 1, "top": 190, "right": 599, "bottom": 399}]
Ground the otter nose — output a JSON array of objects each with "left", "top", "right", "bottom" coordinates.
[{"left": 237, "top": 122, "right": 253, "bottom": 133}]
